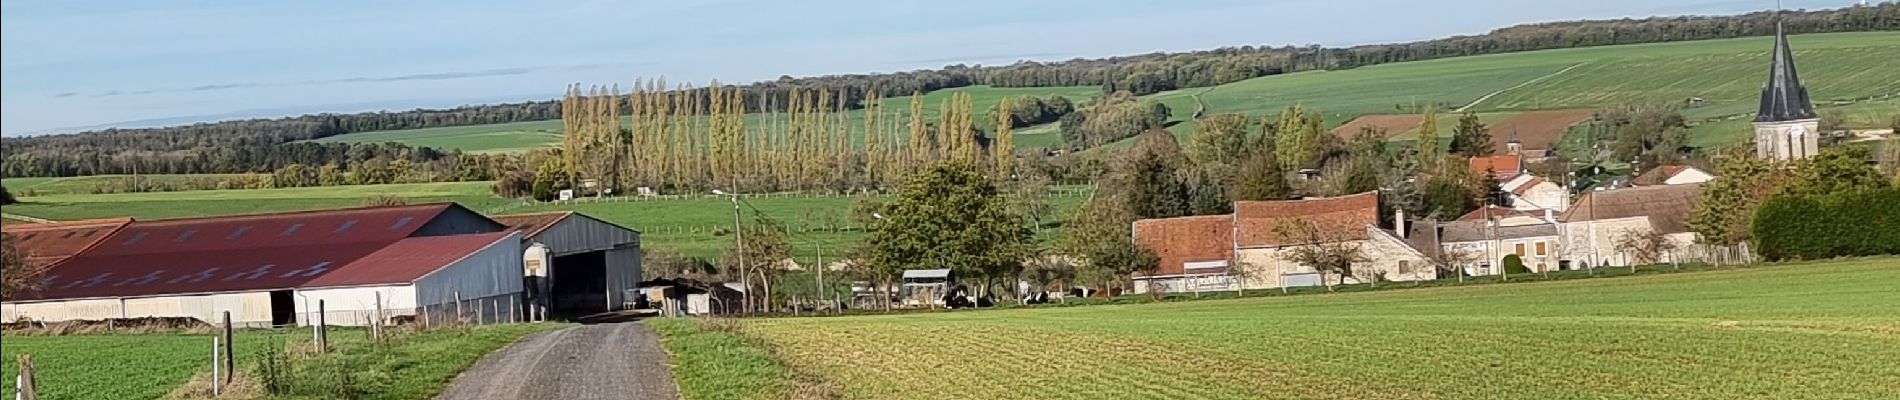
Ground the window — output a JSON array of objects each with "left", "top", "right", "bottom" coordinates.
[
  {"left": 61, "top": 231, "right": 76, "bottom": 239},
  {"left": 1514, "top": 243, "right": 1526, "bottom": 256},
  {"left": 80, "top": 229, "right": 96, "bottom": 238},
  {"left": 1535, "top": 242, "right": 1547, "bottom": 256},
  {"left": 226, "top": 226, "right": 251, "bottom": 240},
  {"left": 389, "top": 216, "right": 414, "bottom": 231},
  {"left": 333, "top": 219, "right": 358, "bottom": 233},
  {"left": 174, "top": 229, "right": 199, "bottom": 242},
  {"left": 280, "top": 223, "right": 304, "bottom": 237}
]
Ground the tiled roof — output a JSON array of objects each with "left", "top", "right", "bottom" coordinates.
[
  {"left": 1234, "top": 192, "right": 1379, "bottom": 248},
  {"left": 1509, "top": 176, "right": 1548, "bottom": 196},
  {"left": 1439, "top": 220, "right": 1560, "bottom": 243},
  {"left": 1132, "top": 215, "right": 1233, "bottom": 276},
  {"left": 1560, "top": 184, "right": 1703, "bottom": 233},
  {"left": 1458, "top": 206, "right": 1542, "bottom": 221},
  {"left": 1469, "top": 155, "right": 1522, "bottom": 181},
  {"left": 303, "top": 232, "right": 517, "bottom": 288}
]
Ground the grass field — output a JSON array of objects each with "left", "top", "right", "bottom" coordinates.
[
  {"left": 669, "top": 259, "right": 1900, "bottom": 399},
  {"left": 0, "top": 324, "right": 563, "bottom": 400},
  {"left": 1, "top": 175, "right": 248, "bottom": 197},
  {"left": 0, "top": 332, "right": 288, "bottom": 400}
]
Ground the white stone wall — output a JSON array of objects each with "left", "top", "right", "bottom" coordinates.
[{"left": 1231, "top": 232, "right": 1433, "bottom": 289}]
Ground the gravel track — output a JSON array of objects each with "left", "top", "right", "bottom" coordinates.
[{"left": 435, "top": 322, "right": 680, "bottom": 400}]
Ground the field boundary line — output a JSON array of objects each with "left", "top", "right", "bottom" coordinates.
[{"left": 1457, "top": 62, "right": 1587, "bottom": 112}]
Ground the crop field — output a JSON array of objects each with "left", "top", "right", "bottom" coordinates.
[
  {"left": 1, "top": 332, "right": 288, "bottom": 400},
  {"left": 1329, "top": 114, "right": 1423, "bottom": 138},
  {"left": 315, "top": 85, "right": 1101, "bottom": 153},
  {"left": 1485, "top": 108, "right": 1596, "bottom": 152},
  {"left": 703, "top": 259, "right": 1900, "bottom": 399},
  {"left": 1, "top": 174, "right": 249, "bottom": 197}
]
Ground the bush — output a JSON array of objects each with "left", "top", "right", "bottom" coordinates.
[
  {"left": 1753, "top": 188, "right": 1900, "bottom": 261},
  {"left": 1500, "top": 254, "right": 1529, "bottom": 274}
]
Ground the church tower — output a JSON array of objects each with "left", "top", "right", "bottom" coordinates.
[{"left": 1752, "top": 22, "right": 1820, "bottom": 161}]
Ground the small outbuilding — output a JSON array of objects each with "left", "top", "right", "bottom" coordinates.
[{"left": 493, "top": 212, "right": 642, "bottom": 318}]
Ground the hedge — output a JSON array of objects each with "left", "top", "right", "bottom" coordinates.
[{"left": 1752, "top": 188, "right": 1900, "bottom": 261}]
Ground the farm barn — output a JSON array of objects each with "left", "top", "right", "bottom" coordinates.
[
  {"left": 492, "top": 211, "right": 642, "bottom": 317},
  {"left": 1, "top": 203, "right": 529, "bottom": 327}
]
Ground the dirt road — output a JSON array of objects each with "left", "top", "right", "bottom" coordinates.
[{"left": 435, "top": 322, "right": 680, "bottom": 400}]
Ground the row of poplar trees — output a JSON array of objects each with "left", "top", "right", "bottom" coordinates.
[{"left": 553, "top": 80, "right": 1020, "bottom": 195}]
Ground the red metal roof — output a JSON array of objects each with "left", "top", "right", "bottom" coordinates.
[
  {"left": 2, "top": 218, "right": 133, "bottom": 266},
  {"left": 12, "top": 203, "right": 483, "bottom": 302},
  {"left": 1133, "top": 215, "right": 1233, "bottom": 276},
  {"left": 491, "top": 212, "right": 571, "bottom": 238},
  {"left": 303, "top": 232, "right": 516, "bottom": 288},
  {"left": 1234, "top": 192, "right": 1379, "bottom": 248}
]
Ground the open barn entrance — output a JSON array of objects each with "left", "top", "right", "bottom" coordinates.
[
  {"left": 270, "top": 290, "right": 295, "bottom": 326},
  {"left": 550, "top": 251, "right": 609, "bottom": 316}
]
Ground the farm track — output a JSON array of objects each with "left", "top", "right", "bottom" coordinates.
[
  {"left": 1456, "top": 63, "right": 1588, "bottom": 112},
  {"left": 435, "top": 322, "right": 680, "bottom": 400}
]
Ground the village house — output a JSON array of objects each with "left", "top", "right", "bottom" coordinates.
[
  {"left": 1441, "top": 207, "right": 1565, "bottom": 274},
  {"left": 1557, "top": 184, "right": 1706, "bottom": 268},
  {"left": 1132, "top": 192, "right": 1434, "bottom": 293}
]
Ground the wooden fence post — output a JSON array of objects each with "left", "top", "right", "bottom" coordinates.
[
  {"left": 453, "top": 291, "right": 463, "bottom": 323},
  {"left": 16, "top": 354, "right": 38, "bottom": 400},
  {"left": 373, "top": 292, "right": 384, "bottom": 342},
  {"left": 317, "top": 300, "right": 328, "bottom": 353},
  {"left": 211, "top": 336, "right": 221, "bottom": 396},
  {"left": 220, "top": 311, "right": 234, "bottom": 384}
]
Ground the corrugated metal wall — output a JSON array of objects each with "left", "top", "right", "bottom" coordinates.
[
  {"left": 604, "top": 246, "right": 642, "bottom": 309},
  {"left": 414, "top": 231, "right": 524, "bottom": 310},
  {"left": 532, "top": 215, "right": 640, "bottom": 257}
]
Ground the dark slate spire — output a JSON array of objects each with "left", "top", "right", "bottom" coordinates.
[{"left": 1755, "top": 22, "right": 1818, "bottom": 123}]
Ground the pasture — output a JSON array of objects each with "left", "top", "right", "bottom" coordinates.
[
  {"left": 681, "top": 259, "right": 1900, "bottom": 399},
  {"left": 0, "top": 181, "right": 506, "bottom": 221},
  {"left": 0, "top": 332, "right": 287, "bottom": 400}
]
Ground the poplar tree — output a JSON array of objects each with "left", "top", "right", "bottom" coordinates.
[
  {"left": 1416, "top": 106, "right": 1440, "bottom": 168},
  {"left": 994, "top": 97, "right": 1016, "bottom": 177}
]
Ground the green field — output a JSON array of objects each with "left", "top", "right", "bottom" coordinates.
[
  {"left": 0, "top": 324, "right": 561, "bottom": 400},
  {"left": 314, "top": 85, "right": 1103, "bottom": 153},
  {"left": 667, "top": 259, "right": 1900, "bottom": 399},
  {"left": 315, "top": 33, "right": 1899, "bottom": 155},
  {"left": 0, "top": 332, "right": 287, "bottom": 400}
]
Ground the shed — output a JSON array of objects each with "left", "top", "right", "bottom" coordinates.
[
  {"left": 898, "top": 269, "right": 954, "bottom": 306},
  {"left": 493, "top": 211, "right": 642, "bottom": 317}
]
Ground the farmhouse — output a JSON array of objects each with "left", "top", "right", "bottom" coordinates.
[
  {"left": 1558, "top": 184, "right": 1706, "bottom": 268},
  {"left": 0, "top": 204, "right": 644, "bottom": 328},
  {"left": 493, "top": 211, "right": 642, "bottom": 317},
  {"left": 1439, "top": 212, "right": 1564, "bottom": 275},
  {"left": 1469, "top": 154, "right": 1523, "bottom": 181},
  {"left": 1133, "top": 192, "right": 1434, "bottom": 293}
]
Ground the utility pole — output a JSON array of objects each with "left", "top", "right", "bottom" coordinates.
[{"left": 717, "top": 190, "right": 748, "bottom": 314}]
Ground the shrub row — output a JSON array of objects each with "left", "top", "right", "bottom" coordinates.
[{"left": 1752, "top": 188, "right": 1900, "bottom": 261}]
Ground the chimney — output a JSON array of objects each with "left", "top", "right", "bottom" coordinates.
[
  {"left": 1544, "top": 208, "right": 1556, "bottom": 224},
  {"left": 1394, "top": 208, "right": 1408, "bottom": 238}
]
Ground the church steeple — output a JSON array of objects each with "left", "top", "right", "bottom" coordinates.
[{"left": 1755, "top": 22, "right": 1817, "bottom": 123}]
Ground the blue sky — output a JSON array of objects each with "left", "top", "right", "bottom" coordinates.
[{"left": 0, "top": 0, "right": 1845, "bottom": 136}]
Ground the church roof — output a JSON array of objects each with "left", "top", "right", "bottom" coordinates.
[{"left": 1755, "top": 22, "right": 1818, "bottom": 123}]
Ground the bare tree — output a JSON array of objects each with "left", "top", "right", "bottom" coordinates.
[
  {"left": 2, "top": 233, "right": 53, "bottom": 301},
  {"left": 1274, "top": 218, "right": 1367, "bottom": 291},
  {"left": 1427, "top": 247, "right": 1481, "bottom": 283},
  {"left": 1614, "top": 228, "right": 1677, "bottom": 274}
]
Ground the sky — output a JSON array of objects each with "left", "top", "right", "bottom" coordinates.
[{"left": 0, "top": 0, "right": 1852, "bottom": 136}]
